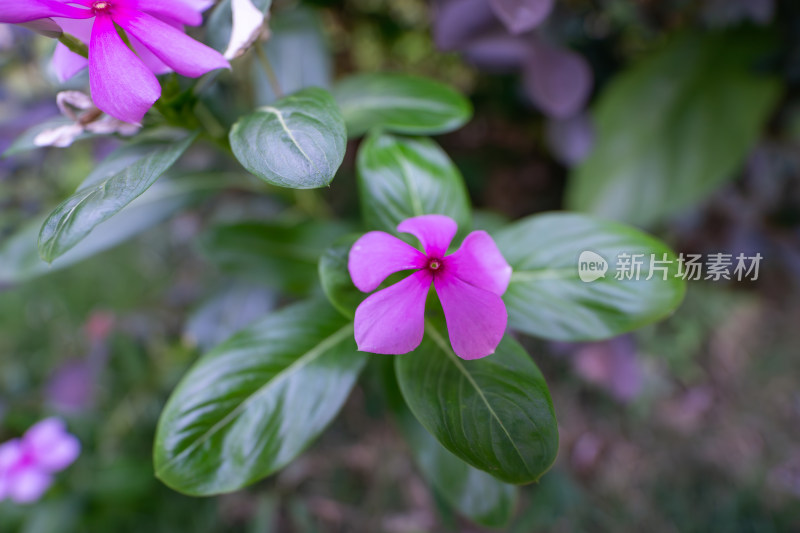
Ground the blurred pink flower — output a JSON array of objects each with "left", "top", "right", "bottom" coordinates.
[
  {"left": 0, "top": 0, "right": 228, "bottom": 124},
  {"left": 0, "top": 418, "right": 80, "bottom": 504},
  {"left": 348, "top": 215, "right": 512, "bottom": 359}
]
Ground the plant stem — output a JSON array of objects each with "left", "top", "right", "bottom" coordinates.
[
  {"left": 254, "top": 44, "right": 284, "bottom": 99},
  {"left": 58, "top": 33, "right": 88, "bottom": 58}
]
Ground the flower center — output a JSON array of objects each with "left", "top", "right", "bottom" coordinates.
[
  {"left": 93, "top": 1, "right": 111, "bottom": 14},
  {"left": 427, "top": 258, "right": 442, "bottom": 271}
]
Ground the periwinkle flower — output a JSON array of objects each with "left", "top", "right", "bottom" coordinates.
[
  {"left": 0, "top": 418, "right": 80, "bottom": 504},
  {"left": 348, "top": 215, "right": 512, "bottom": 360},
  {"left": 1, "top": 0, "right": 229, "bottom": 124}
]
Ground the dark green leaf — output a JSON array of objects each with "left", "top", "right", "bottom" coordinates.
[
  {"left": 318, "top": 234, "right": 364, "bottom": 318},
  {"left": 566, "top": 30, "right": 782, "bottom": 227},
  {"left": 229, "top": 87, "right": 346, "bottom": 189},
  {"left": 395, "top": 321, "right": 558, "bottom": 485},
  {"left": 37, "top": 134, "right": 196, "bottom": 262},
  {"left": 333, "top": 73, "right": 472, "bottom": 137},
  {"left": 395, "top": 406, "right": 517, "bottom": 527},
  {"left": 357, "top": 132, "right": 471, "bottom": 233},
  {"left": 201, "top": 219, "right": 351, "bottom": 294},
  {"left": 493, "top": 212, "right": 686, "bottom": 341},
  {"left": 154, "top": 300, "right": 366, "bottom": 495}
]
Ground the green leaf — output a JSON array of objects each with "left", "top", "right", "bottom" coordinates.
[
  {"left": 201, "top": 219, "right": 351, "bottom": 294},
  {"left": 318, "top": 234, "right": 364, "bottom": 319},
  {"left": 566, "top": 30, "right": 782, "bottom": 227},
  {"left": 229, "top": 87, "right": 346, "bottom": 189},
  {"left": 37, "top": 134, "right": 196, "bottom": 262},
  {"left": 154, "top": 300, "right": 366, "bottom": 495},
  {"left": 0, "top": 177, "right": 209, "bottom": 285},
  {"left": 395, "top": 321, "right": 558, "bottom": 485},
  {"left": 493, "top": 212, "right": 686, "bottom": 341},
  {"left": 394, "top": 406, "right": 517, "bottom": 527},
  {"left": 333, "top": 73, "right": 473, "bottom": 138},
  {"left": 357, "top": 132, "right": 471, "bottom": 233}
]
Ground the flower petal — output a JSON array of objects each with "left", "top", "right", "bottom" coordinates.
[
  {"left": 130, "top": 34, "right": 171, "bottom": 75},
  {"left": 434, "top": 273, "right": 508, "bottom": 360},
  {"left": 24, "top": 418, "right": 80, "bottom": 472},
  {"left": 0, "top": 439, "right": 23, "bottom": 471},
  {"left": 50, "top": 17, "right": 93, "bottom": 82},
  {"left": 8, "top": 468, "right": 53, "bottom": 504},
  {"left": 0, "top": 0, "right": 92, "bottom": 24},
  {"left": 349, "top": 231, "right": 428, "bottom": 293},
  {"left": 224, "top": 0, "right": 266, "bottom": 60},
  {"left": 52, "top": 43, "right": 88, "bottom": 82},
  {"left": 113, "top": 8, "right": 229, "bottom": 78},
  {"left": 397, "top": 214, "right": 457, "bottom": 258},
  {"left": 89, "top": 14, "right": 161, "bottom": 123},
  {"left": 445, "top": 230, "right": 512, "bottom": 295},
  {"left": 354, "top": 270, "right": 432, "bottom": 355},
  {"left": 135, "top": 0, "right": 207, "bottom": 26}
]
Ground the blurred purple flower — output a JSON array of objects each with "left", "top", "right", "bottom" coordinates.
[
  {"left": 572, "top": 336, "right": 643, "bottom": 402},
  {"left": 523, "top": 41, "right": 593, "bottom": 119},
  {"left": 546, "top": 113, "right": 595, "bottom": 166},
  {"left": 0, "top": 418, "right": 80, "bottom": 504},
  {"left": 488, "top": 0, "right": 553, "bottom": 35},
  {"left": 46, "top": 361, "right": 95, "bottom": 414},
  {"left": 349, "top": 215, "right": 512, "bottom": 359}
]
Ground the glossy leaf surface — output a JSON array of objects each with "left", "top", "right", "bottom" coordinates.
[
  {"left": 155, "top": 300, "right": 366, "bottom": 495},
  {"left": 395, "top": 321, "right": 558, "bottom": 485},
  {"left": 357, "top": 132, "right": 471, "bottom": 234},
  {"left": 229, "top": 87, "right": 346, "bottom": 189},
  {"left": 333, "top": 73, "right": 472, "bottom": 137},
  {"left": 38, "top": 134, "right": 196, "bottom": 262},
  {"left": 493, "top": 212, "right": 686, "bottom": 341}
]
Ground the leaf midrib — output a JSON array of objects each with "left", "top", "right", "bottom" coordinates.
[
  {"left": 261, "top": 106, "right": 320, "bottom": 175},
  {"left": 424, "top": 322, "right": 532, "bottom": 474},
  {"left": 158, "top": 322, "right": 354, "bottom": 474}
]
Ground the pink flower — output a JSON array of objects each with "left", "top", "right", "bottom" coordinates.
[
  {"left": 0, "top": 418, "right": 80, "bottom": 504},
  {"left": 348, "top": 215, "right": 512, "bottom": 360},
  {"left": 1, "top": 0, "right": 229, "bottom": 124}
]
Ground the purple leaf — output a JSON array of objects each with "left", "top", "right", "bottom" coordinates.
[
  {"left": 462, "top": 33, "right": 531, "bottom": 71},
  {"left": 523, "top": 41, "right": 593, "bottom": 118},
  {"left": 488, "top": 0, "right": 553, "bottom": 35},
  {"left": 546, "top": 113, "right": 595, "bottom": 166},
  {"left": 433, "top": 0, "right": 497, "bottom": 51}
]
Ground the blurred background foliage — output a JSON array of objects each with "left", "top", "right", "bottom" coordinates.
[{"left": 1, "top": 0, "right": 800, "bottom": 531}]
